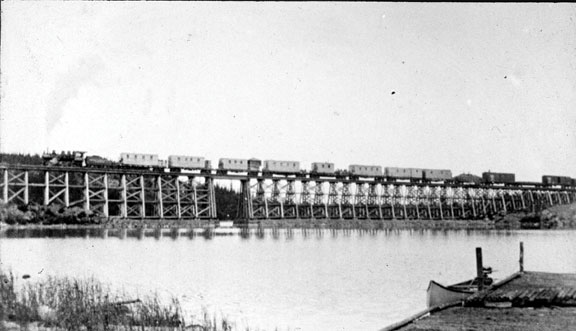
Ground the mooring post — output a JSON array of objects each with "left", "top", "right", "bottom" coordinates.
[
  {"left": 476, "top": 247, "right": 484, "bottom": 291},
  {"left": 519, "top": 241, "right": 524, "bottom": 272}
]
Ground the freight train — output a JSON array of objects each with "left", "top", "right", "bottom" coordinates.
[{"left": 41, "top": 150, "right": 576, "bottom": 187}]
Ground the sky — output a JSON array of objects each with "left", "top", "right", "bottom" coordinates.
[{"left": 1, "top": 2, "right": 575, "bottom": 182}]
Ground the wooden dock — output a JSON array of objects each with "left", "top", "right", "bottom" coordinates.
[
  {"left": 387, "top": 271, "right": 576, "bottom": 331},
  {"left": 467, "top": 271, "right": 576, "bottom": 308},
  {"left": 383, "top": 244, "right": 576, "bottom": 331}
]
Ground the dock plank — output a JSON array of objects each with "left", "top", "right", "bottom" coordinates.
[
  {"left": 398, "top": 306, "right": 576, "bottom": 331},
  {"left": 467, "top": 272, "right": 576, "bottom": 307}
]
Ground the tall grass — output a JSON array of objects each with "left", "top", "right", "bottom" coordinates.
[{"left": 0, "top": 269, "right": 248, "bottom": 330}]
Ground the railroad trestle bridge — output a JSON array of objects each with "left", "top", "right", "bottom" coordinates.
[{"left": 1, "top": 165, "right": 575, "bottom": 221}]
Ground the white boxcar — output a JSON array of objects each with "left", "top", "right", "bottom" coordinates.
[
  {"left": 311, "top": 162, "right": 335, "bottom": 175},
  {"left": 218, "top": 158, "right": 249, "bottom": 172},
  {"left": 348, "top": 165, "right": 383, "bottom": 177},
  {"left": 423, "top": 169, "right": 452, "bottom": 181},
  {"left": 410, "top": 168, "right": 423, "bottom": 180},
  {"left": 168, "top": 155, "right": 205, "bottom": 169},
  {"left": 385, "top": 167, "right": 412, "bottom": 179},
  {"left": 120, "top": 153, "right": 159, "bottom": 167},
  {"left": 263, "top": 160, "right": 300, "bottom": 174}
]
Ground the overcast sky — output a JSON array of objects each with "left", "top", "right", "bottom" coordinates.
[{"left": 1, "top": 2, "right": 575, "bottom": 181}]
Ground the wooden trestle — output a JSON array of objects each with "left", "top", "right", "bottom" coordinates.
[
  {"left": 1, "top": 165, "right": 216, "bottom": 219},
  {"left": 241, "top": 178, "right": 575, "bottom": 221},
  {"left": 1, "top": 164, "right": 574, "bottom": 220}
]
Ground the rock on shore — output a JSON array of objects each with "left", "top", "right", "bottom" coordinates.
[{"left": 494, "top": 203, "right": 576, "bottom": 229}]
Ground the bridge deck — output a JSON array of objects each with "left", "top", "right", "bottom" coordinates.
[{"left": 1, "top": 163, "right": 573, "bottom": 191}]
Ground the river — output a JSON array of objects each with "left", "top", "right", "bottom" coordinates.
[{"left": 1, "top": 227, "right": 575, "bottom": 330}]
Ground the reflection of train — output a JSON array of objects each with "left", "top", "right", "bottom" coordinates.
[{"left": 41, "top": 150, "right": 576, "bottom": 187}]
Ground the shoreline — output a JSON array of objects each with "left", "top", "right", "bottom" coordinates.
[{"left": 2, "top": 202, "right": 576, "bottom": 231}]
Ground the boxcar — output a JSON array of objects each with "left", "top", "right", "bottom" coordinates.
[
  {"left": 218, "top": 158, "right": 249, "bottom": 172},
  {"left": 482, "top": 172, "right": 515, "bottom": 184},
  {"left": 168, "top": 155, "right": 205, "bottom": 170},
  {"left": 542, "top": 175, "right": 557, "bottom": 186},
  {"left": 263, "top": 160, "right": 300, "bottom": 174},
  {"left": 423, "top": 169, "right": 452, "bottom": 182},
  {"left": 120, "top": 153, "right": 159, "bottom": 168},
  {"left": 411, "top": 168, "right": 423, "bottom": 180},
  {"left": 311, "top": 162, "right": 335, "bottom": 176},
  {"left": 559, "top": 176, "right": 573, "bottom": 186},
  {"left": 385, "top": 167, "right": 412, "bottom": 180},
  {"left": 543, "top": 175, "right": 573, "bottom": 186},
  {"left": 348, "top": 165, "right": 382, "bottom": 178}
]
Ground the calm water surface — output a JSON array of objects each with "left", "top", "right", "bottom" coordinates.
[{"left": 1, "top": 228, "right": 575, "bottom": 330}]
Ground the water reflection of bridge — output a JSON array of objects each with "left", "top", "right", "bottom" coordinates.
[
  {"left": 2, "top": 164, "right": 575, "bottom": 221},
  {"left": 0, "top": 227, "right": 458, "bottom": 240}
]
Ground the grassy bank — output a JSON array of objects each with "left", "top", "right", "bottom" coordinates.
[{"left": 0, "top": 270, "right": 245, "bottom": 331}]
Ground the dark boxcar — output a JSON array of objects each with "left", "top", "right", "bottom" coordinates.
[
  {"left": 559, "top": 176, "right": 572, "bottom": 186},
  {"left": 542, "top": 175, "right": 557, "bottom": 186},
  {"left": 423, "top": 169, "right": 452, "bottom": 182},
  {"left": 543, "top": 175, "right": 573, "bottom": 186},
  {"left": 482, "top": 172, "right": 515, "bottom": 184}
]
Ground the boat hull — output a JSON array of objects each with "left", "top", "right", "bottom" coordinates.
[{"left": 426, "top": 280, "right": 475, "bottom": 308}]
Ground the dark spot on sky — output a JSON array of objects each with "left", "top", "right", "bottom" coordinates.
[
  {"left": 391, "top": 91, "right": 396, "bottom": 95},
  {"left": 402, "top": 61, "right": 405, "bottom": 64},
  {"left": 504, "top": 76, "right": 507, "bottom": 79}
]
